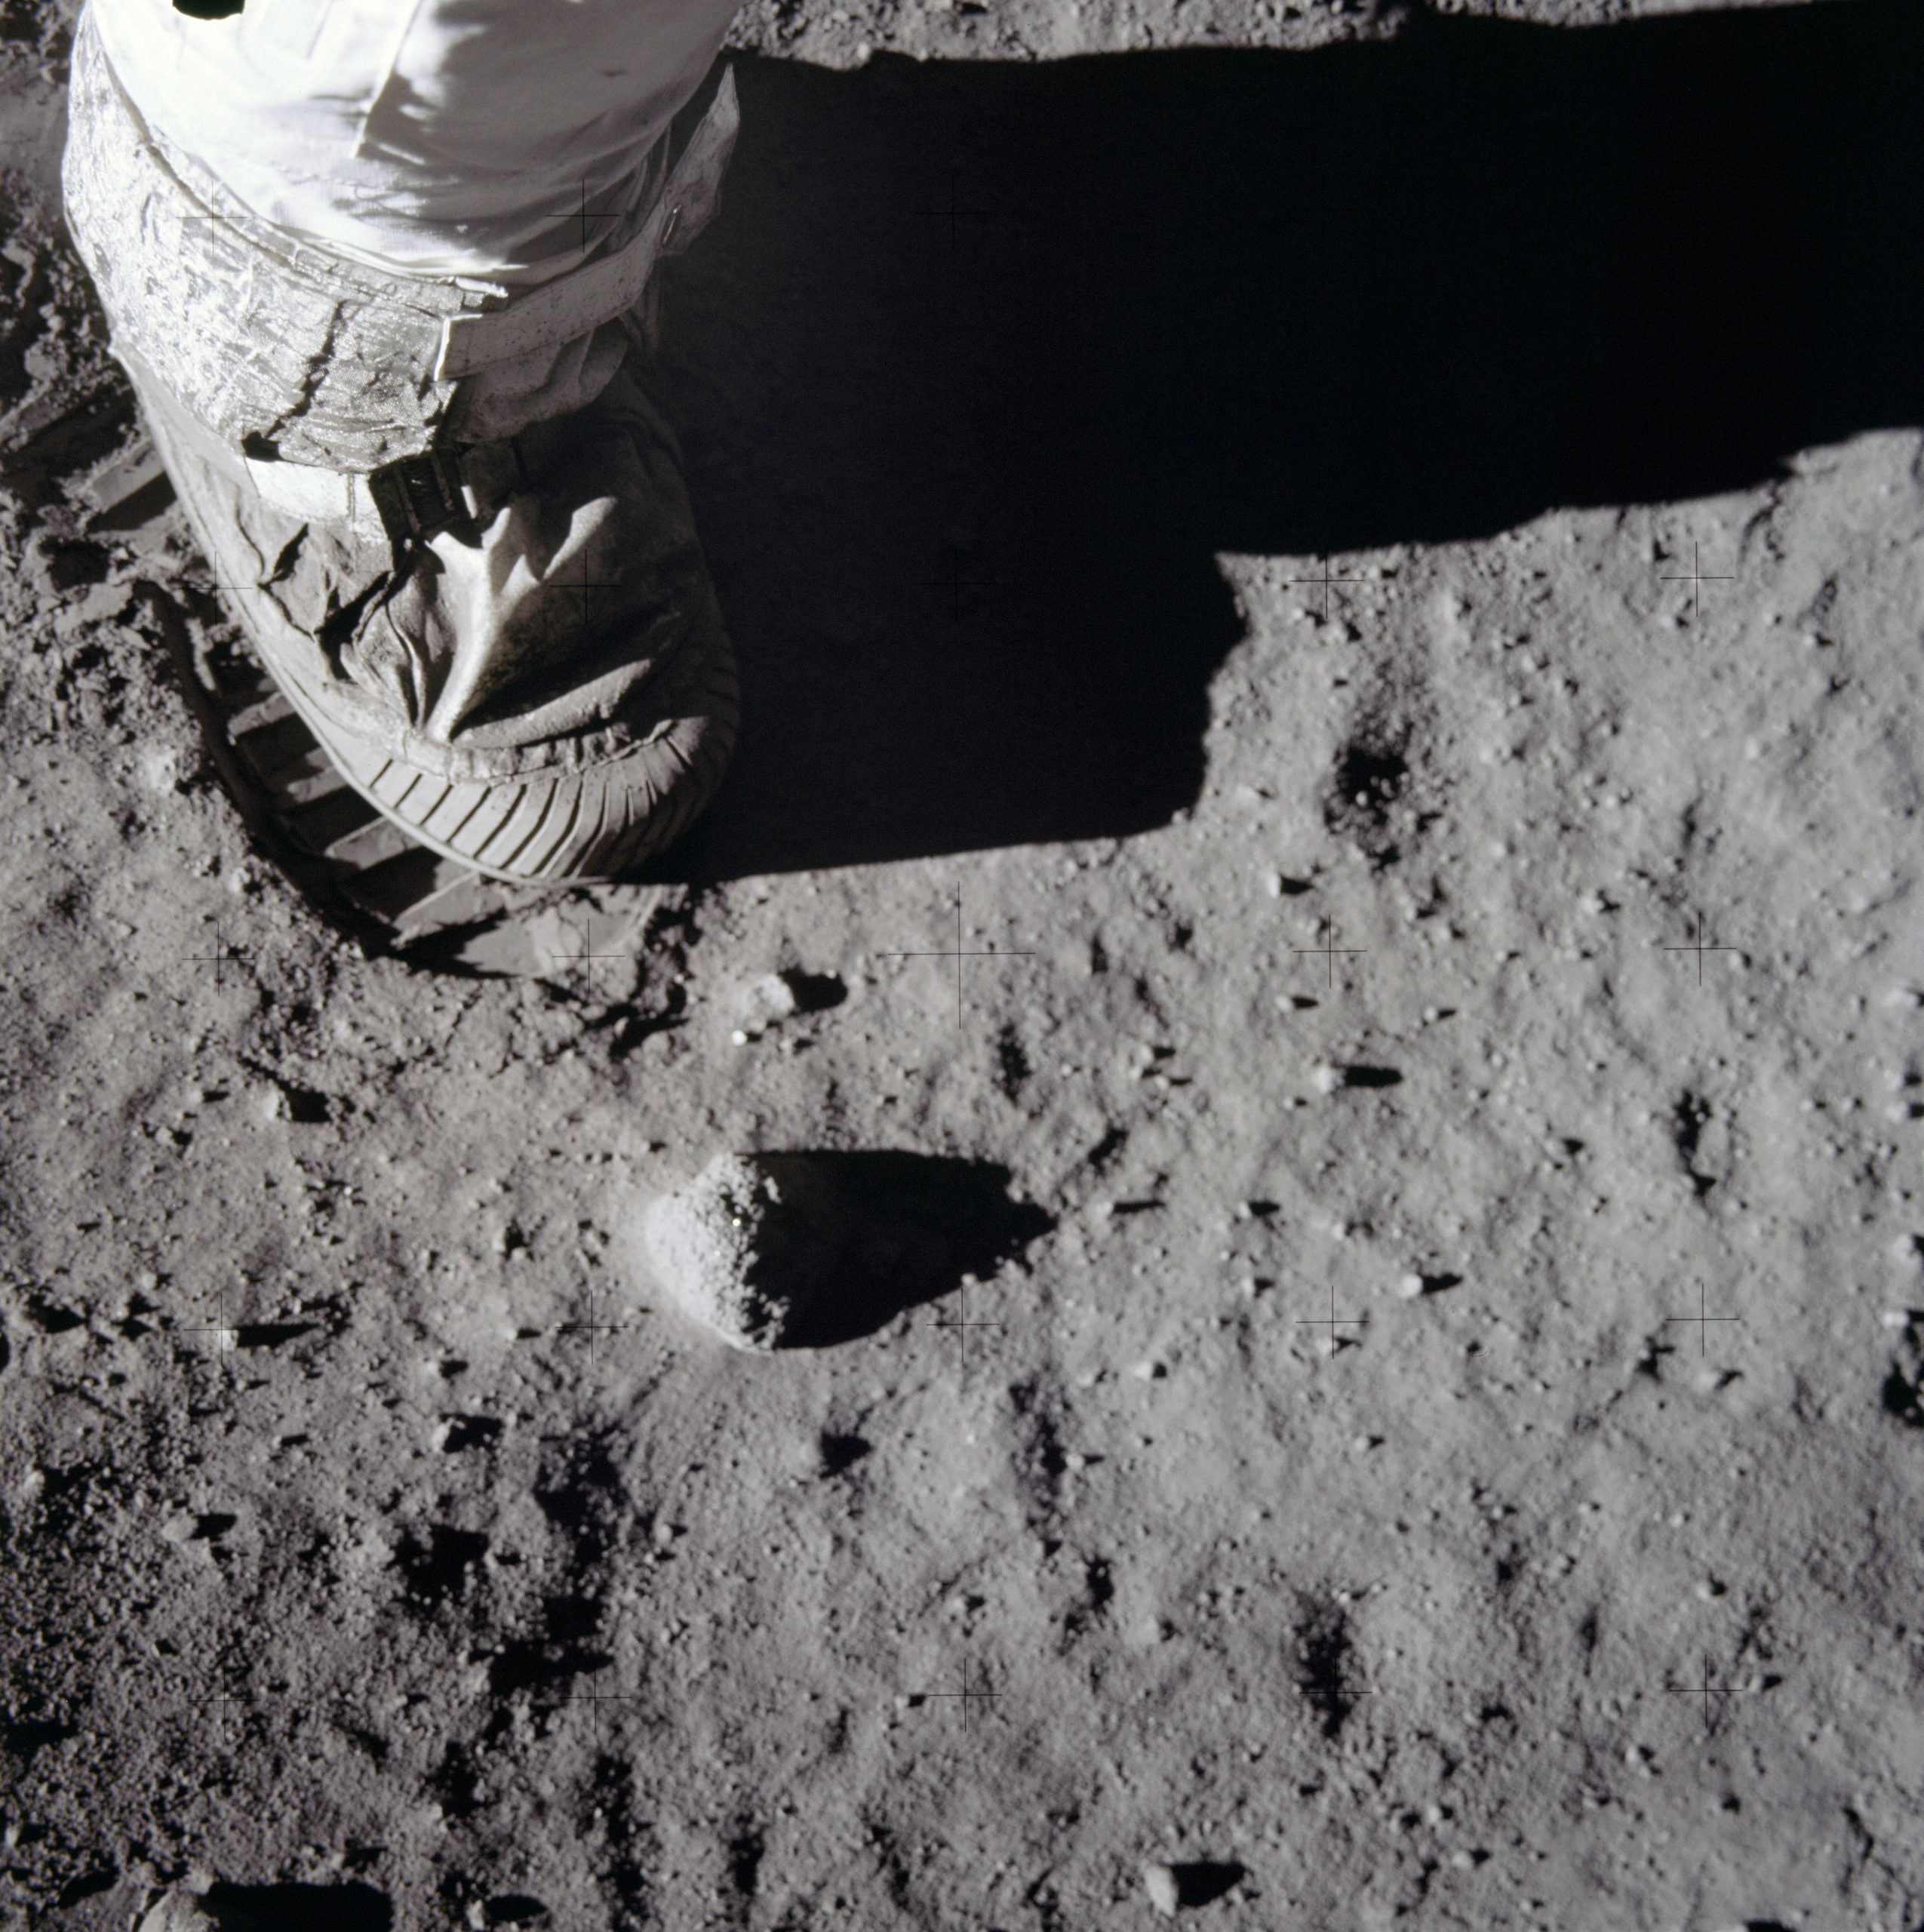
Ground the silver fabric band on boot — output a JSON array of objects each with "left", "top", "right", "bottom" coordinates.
[
  {"left": 62, "top": 0, "right": 738, "bottom": 483},
  {"left": 117, "top": 337, "right": 532, "bottom": 551}
]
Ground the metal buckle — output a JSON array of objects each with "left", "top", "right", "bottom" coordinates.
[{"left": 367, "top": 448, "right": 470, "bottom": 549}]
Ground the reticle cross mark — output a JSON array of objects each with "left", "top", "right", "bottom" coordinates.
[
  {"left": 1664, "top": 1653, "right": 1760, "bottom": 1737},
  {"left": 544, "top": 915, "right": 629, "bottom": 988},
  {"left": 183, "top": 922, "right": 248, "bottom": 989},
  {"left": 1661, "top": 1281, "right": 1741, "bottom": 1357},
  {"left": 542, "top": 540, "right": 625, "bottom": 631},
  {"left": 1283, "top": 555, "right": 1377, "bottom": 628},
  {"left": 570, "top": 173, "right": 627, "bottom": 255},
  {"left": 171, "top": 1659, "right": 257, "bottom": 1743},
  {"left": 540, "top": 1680, "right": 644, "bottom": 1749},
  {"left": 176, "top": 1289, "right": 243, "bottom": 1377},
  {"left": 916, "top": 169, "right": 1029, "bottom": 253},
  {"left": 178, "top": 214, "right": 240, "bottom": 249},
  {"left": 200, "top": 1684, "right": 250, "bottom": 1740},
  {"left": 933, "top": 1279, "right": 1002, "bottom": 1378},
  {"left": 555, "top": 1283, "right": 629, "bottom": 1374},
  {"left": 923, "top": 543, "right": 1012, "bottom": 620},
  {"left": 1296, "top": 1284, "right": 1369, "bottom": 1354},
  {"left": 1659, "top": 912, "right": 1740, "bottom": 986},
  {"left": 190, "top": 556, "right": 303, "bottom": 610},
  {"left": 564, "top": 162, "right": 681, "bottom": 262},
  {"left": 1658, "top": 541, "right": 1734, "bottom": 626},
  {"left": 878, "top": 894, "right": 1037, "bottom": 1027},
  {"left": 1290, "top": 918, "right": 1367, "bottom": 990},
  {"left": 911, "top": 1657, "right": 1000, "bottom": 1721}
]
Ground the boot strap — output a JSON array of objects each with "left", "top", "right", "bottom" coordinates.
[
  {"left": 364, "top": 441, "right": 524, "bottom": 548},
  {"left": 124, "top": 343, "right": 522, "bottom": 552},
  {"left": 212, "top": 427, "right": 521, "bottom": 549}
]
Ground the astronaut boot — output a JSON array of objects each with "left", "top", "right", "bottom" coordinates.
[
  {"left": 61, "top": 3, "right": 742, "bottom": 886},
  {"left": 135, "top": 355, "right": 739, "bottom": 885}
]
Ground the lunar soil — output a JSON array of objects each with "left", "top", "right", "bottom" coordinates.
[{"left": 2, "top": 0, "right": 1923, "bottom": 1928}]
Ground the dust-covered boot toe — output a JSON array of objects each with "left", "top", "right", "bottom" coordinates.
[{"left": 137, "top": 361, "right": 737, "bottom": 885}]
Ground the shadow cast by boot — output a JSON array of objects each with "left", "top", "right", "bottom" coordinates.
[
  {"left": 644, "top": 0, "right": 1924, "bottom": 881},
  {"left": 39, "top": 4, "right": 1922, "bottom": 953}
]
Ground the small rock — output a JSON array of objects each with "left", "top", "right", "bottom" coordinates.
[
  {"left": 1142, "top": 1861, "right": 1179, "bottom": 1918},
  {"left": 1312, "top": 1063, "right": 1342, "bottom": 1095},
  {"left": 138, "top": 1891, "right": 228, "bottom": 1932},
  {"left": 1397, "top": 1273, "right": 1425, "bottom": 1300},
  {"left": 137, "top": 746, "right": 184, "bottom": 794},
  {"left": 751, "top": 971, "right": 801, "bottom": 1020}
]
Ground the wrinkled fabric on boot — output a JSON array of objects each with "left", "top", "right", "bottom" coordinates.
[
  {"left": 61, "top": 0, "right": 745, "bottom": 884},
  {"left": 62, "top": 0, "right": 739, "bottom": 471},
  {"left": 132, "top": 354, "right": 739, "bottom": 881},
  {"left": 87, "top": 0, "right": 742, "bottom": 286}
]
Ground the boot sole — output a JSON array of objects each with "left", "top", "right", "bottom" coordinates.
[
  {"left": 135, "top": 380, "right": 739, "bottom": 903},
  {"left": 92, "top": 429, "right": 730, "bottom": 952}
]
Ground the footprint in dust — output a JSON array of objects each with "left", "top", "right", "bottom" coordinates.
[{"left": 632, "top": 1149, "right": 1053, "bottom": 1352}]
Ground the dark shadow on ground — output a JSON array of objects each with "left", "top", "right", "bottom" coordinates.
[
  {"left": 767, "top": 1149, "right": 1053, "bottom": 1349},
  {"left": 196, "top": 1881, "right": 393, "bottom": 1932},
  {"left": 1170, "top": 1859, "right": 1248, "bottom": 1908},
  {"left": 641, "top": 0, "right": 1924, "bottom": 881}
]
